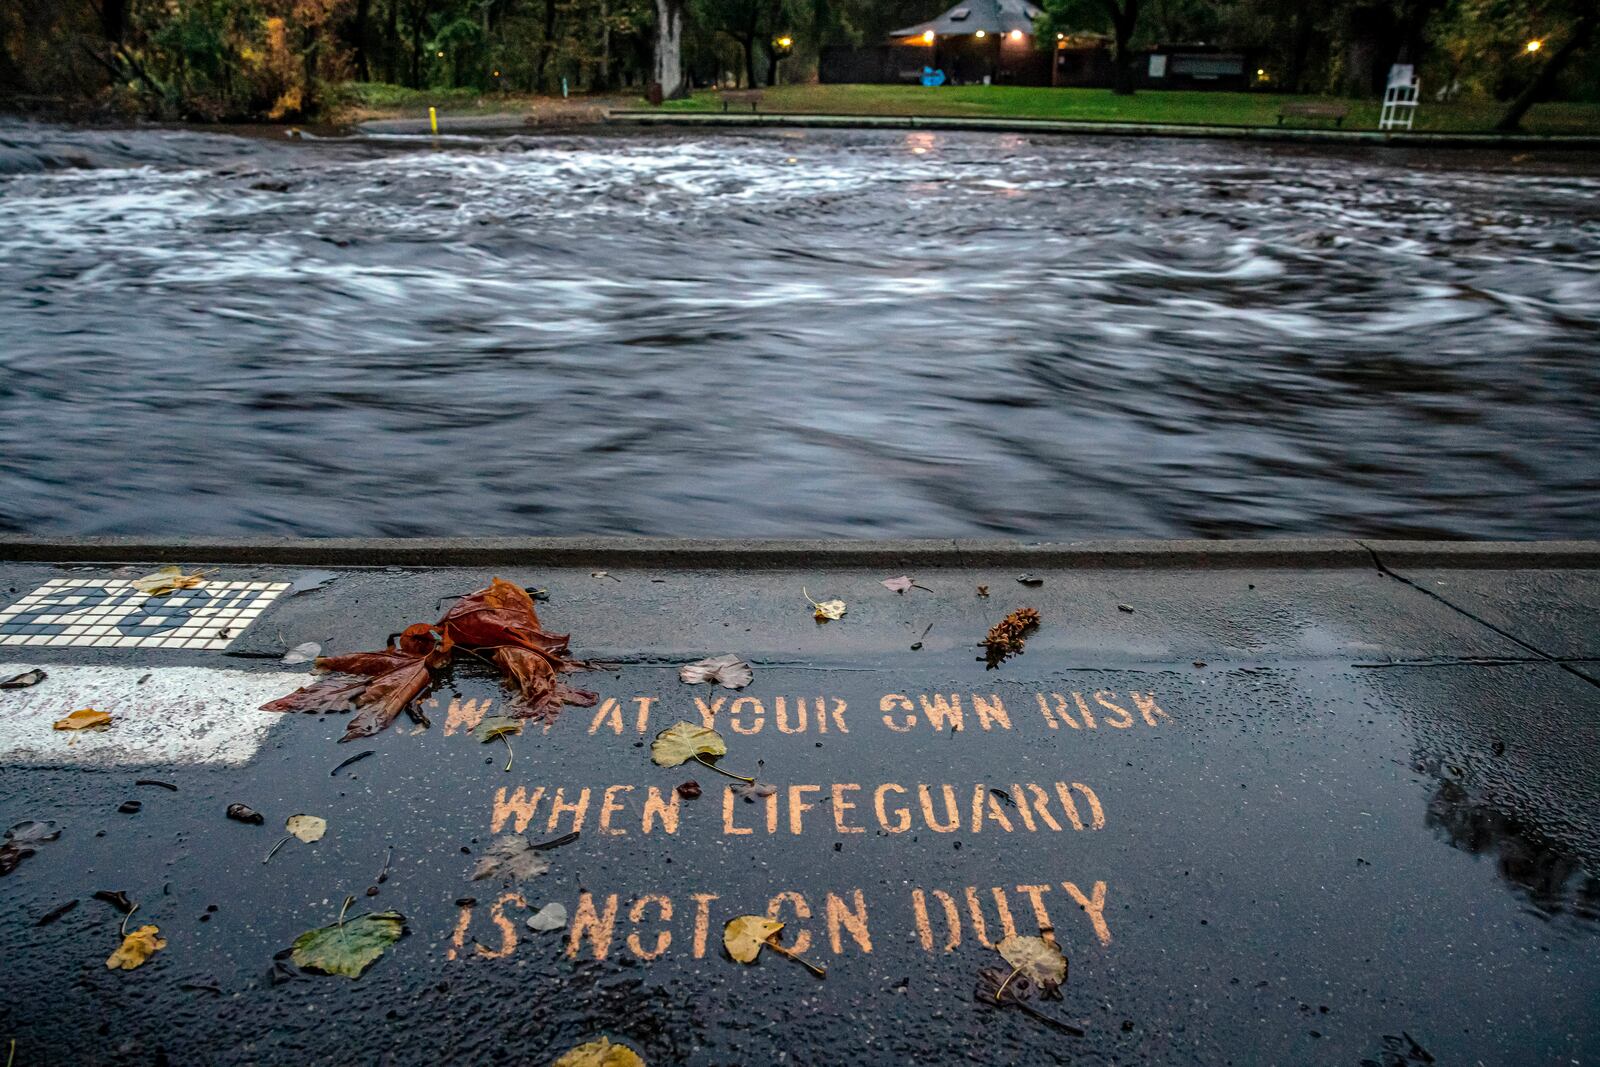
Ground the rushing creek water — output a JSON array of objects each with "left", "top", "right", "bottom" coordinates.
[{"left": 1, "top": 120, "right": 1596, "bottom": 539}]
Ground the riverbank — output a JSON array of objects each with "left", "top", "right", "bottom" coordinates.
[
  {"left": 333, "top": 81, "right": 1600, "bottom": 136},
  {"left": 0, "top": 539, "right": 1595, "bottom": 1063}
]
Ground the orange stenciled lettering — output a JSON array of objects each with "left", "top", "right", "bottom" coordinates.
[
  {"left": 546, "top": 787, "right": 591, "bottom": 834},
  {"left": 918, "top": 784, "right": 960, "bottom": 832},
  {"left": 588, "top": 698, "right": 625, "bottom": 735},
  {"left": 880, "top": 693, "right": 915, "bottom": 732},
  {"left": 632, "top": 696, "right": 656, "bottom": 733},
  {"left": 729, "top": 696, "right": 765, "bottom": 735},
  {"left": 1071, "top": 692, "right": 1098, "bottom": 729},
  {"left": 1063, "top": 880, "right": 1111, "bottom": 945},
  {"left": 971, "top": 694, "right": 1011, "bottom": 731},
  {"left": 971, "top": 785, "right": 1014, "bottom": 833},
  {"left": 1094, "top": 691, "right": 1134, "bottom": 728},
  {"left": 875, "top": 784, "right": 910, "bottom": 833},
  {"left": 446, "top": 902, "right": 474, "bottom": 961},
  {"left": 599, "top": 785, "right": 633, "bottom": 836},
  {"left": 1015, "top": 884, "right": 1056, "bottom": 944},
  {"left": 1023, "top": 783, "right": 1063, "bottom": 831},
  {"left": 566, "top": 891, "right": 619, "bottom": 960},
  {"left": 831, "top": 783, "right": 865, "bottom": 833},
  {"left": 478, "top": 892, "right": 526, "bottom": 959},
  {"left": 767, "top": 891, "right": 813, "bottom": 955},
  {"left": 1055, "top": 782, "right": 1086, "bottom": 831},
  {"left": 1008, "top": 783, "right": 1038, "bottom": 831},
  {"left": 774, "top": 696, "right": 807, "bottom": 735},
  {"left": 1034, "top": 692, "right": 1081, "bottom": 730},
  {"left": 444, "top": 697, "right": 490, "bottom": 736},
  {"left": 722, "top": 785, "right": 753, "bottom": 835},
  {"left": 641, "top": 786, "right": 680, "bottom": 835},
  {"left": 693, "top": 695, "right": 725, "bottom": 729},
  {"left": 788, "top": 785, "right": 822, "bottom": 835},
  {"left": 1071, "top": 781, "right": 1105, "bottom": 829},
  {"left": 627, "top": 894, "right": 672, "bottom": 960},
  {"left": 691, "top": 893, "right": 719, "bottom": 958},
  {"left": 491, "top": 786, "right": 544, "bottom": 834},
  {"left": 1130, "top": 691, "right": 1173, "bottom": 726},
  {"left": 825, "top": 890, "right": 872, "bottom": 954},
  {"left": 912, "top": 888, "right": 961, "bottom": 952},
  {"left": 919, "top": 693, "right": 963, "bottom": 732},
  {"left": 827, "top": 698, "right": 849, "bottom": 733},
  {"left": 963, "top": 886, "right": 1017, "bottom": 948}
]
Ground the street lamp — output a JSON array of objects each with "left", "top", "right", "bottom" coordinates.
[{"left": 1525, "top": 38, "right": 1543, "bottom": 53}]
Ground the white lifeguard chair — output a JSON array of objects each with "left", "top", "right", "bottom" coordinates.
[{"left": 1380, "top": 63, "right": 1420, "bottom": 130}]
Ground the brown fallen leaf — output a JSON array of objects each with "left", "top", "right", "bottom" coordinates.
[
  {"left": 0, "top": 820, "right": 61, "bottom": 876},
  {"left": 261, "top": 624, "right": 450, "bottom": 741},
  {"left": 981, "top": 607, "right": 1040, "bottom": 668},
  {"left": 53, "top": 708, "right": 112, "bottom": 731},
  {"left": 107, "top": 925, "right": 166, "bottom": 970}
]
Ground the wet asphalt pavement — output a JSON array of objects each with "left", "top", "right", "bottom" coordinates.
[{"left": 0, "top": 552, "right": 1597, "bottom": 1065}]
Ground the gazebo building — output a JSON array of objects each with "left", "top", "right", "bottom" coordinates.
[{"left": 888, "top": 0, "right": 1049, "bottom": 86}]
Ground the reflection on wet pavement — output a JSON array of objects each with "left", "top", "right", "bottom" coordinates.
[{"left": 1, "top": 122, "right": 1598, "bottom": 539}]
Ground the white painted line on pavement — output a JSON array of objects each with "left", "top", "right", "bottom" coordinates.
[{"left": 0, "top": 663, "right": 299, "bottom": 767}]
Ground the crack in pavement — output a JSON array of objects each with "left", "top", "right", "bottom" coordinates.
[{"left": 1360, "top": 540, "right": 1600, "bottom": 689}]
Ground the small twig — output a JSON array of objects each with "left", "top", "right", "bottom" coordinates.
[
  {"left": 1008, "top": 999, "right": 1086, "bottom": 1037},
  {"left": 375, "top": 845, "right": 394, "bottom": 884},
  {"left": 6, "top": 1037, "right": 14, "bottom": 1067},
  {"left": 499, "top": 731, "right": 513, "bottom": 772},
  {"left": 766, "top": 940, "right": 826, "bottom": 978},
  {"left": 994, "top": 963, "right": 1022, "bottom": 1003},
  {"left": 120, "top": 902, "right": 139, "bottom": 937},
  {"left": 263, "top": 835, "right": 291, "bottom": 864},
  {"left": 337, "top": 895, "right": 354, "bottom": 927},
  {"left": 530, "top": 831, "right": 580, "bottom": 851},
  {"left": 693, "top": 752, "right": 755, "bottom": 784}
]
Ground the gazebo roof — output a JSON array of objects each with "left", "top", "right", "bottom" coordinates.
[{"left": 890, "top": 0, "right": 1043, "bottom": 39}]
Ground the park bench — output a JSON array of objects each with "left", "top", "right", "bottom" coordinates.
[
  {"left": 719, "top": 89, "right": 764, "bottom": 113},
  {"left": 1277, "top": 101, "right": 1348, "bottom": 127}
]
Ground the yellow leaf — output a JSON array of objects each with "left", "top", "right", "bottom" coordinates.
[
  {"left": 106, "top": 925, "right": 166, "bottom": 970},
  {"left": 650, "top": 721, "right": 726, "bottom": 768},
  {"left": 551, "top": 1036, "right": 646, "bottom": 1067},
  {"left": 996, "top": 934, "right": 1067, "bottom": 990},
  {"left": 723, "top": 914, "right": 785, "bottom": 964},
  {"left": 286, "top": 814, "right": 326, "bottom": 843},
  {"left": 53, "top": 707, "right": 111, "bottom": 731},
  {"left": 802, "top": 587, "right": 845, "bottom": 621},
  {"left": 132, "top": 565, "right": 208, "bottom": 596}
]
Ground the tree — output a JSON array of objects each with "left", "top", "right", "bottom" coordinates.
[
  {"left": 654, "top": 0, "right": 687, "bottom": 96},
  {"left": 1497, "top": 7, "right": 1598, "bottom": 130},
  {"left": 1037, "top": 0, "right": 1141, "bottom": 94}
]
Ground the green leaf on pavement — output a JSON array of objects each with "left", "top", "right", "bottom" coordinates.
[{"left": 290, "top": 910, "right": 406, "bottom": 978}]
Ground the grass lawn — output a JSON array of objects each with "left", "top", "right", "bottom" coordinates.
[{"left": 660, "top": 83, "right": 1600, "bottom": 135}]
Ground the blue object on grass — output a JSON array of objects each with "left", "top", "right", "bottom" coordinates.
[{"left": 921, "top": 67, "right": 946, "bottom": 87}]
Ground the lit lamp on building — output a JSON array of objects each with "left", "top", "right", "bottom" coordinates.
[{"left": 923, "top": 29, "right": 936, "bottom": 45}]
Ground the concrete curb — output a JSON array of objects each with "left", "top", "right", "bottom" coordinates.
[
  {"left": 603, "top": 110, "right": 1600, "bottom": 149},
  {"left": 1, "top": 536, "right": 1596, "bottom": 569}
]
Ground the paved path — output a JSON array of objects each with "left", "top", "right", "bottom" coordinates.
[
  {"left": 0, "top": 540, "right": 1595, "bottom": 1065},
  {"left": 605, "top": 109, "right": 1600, "bottom": 149}
]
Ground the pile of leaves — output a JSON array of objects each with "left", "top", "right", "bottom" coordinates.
[
  {"left": 982, "top": 607, "right": 1041, "bottom": 667},
  {"left": 262, "top": 578, "right": 596, "bottom": 741}
]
